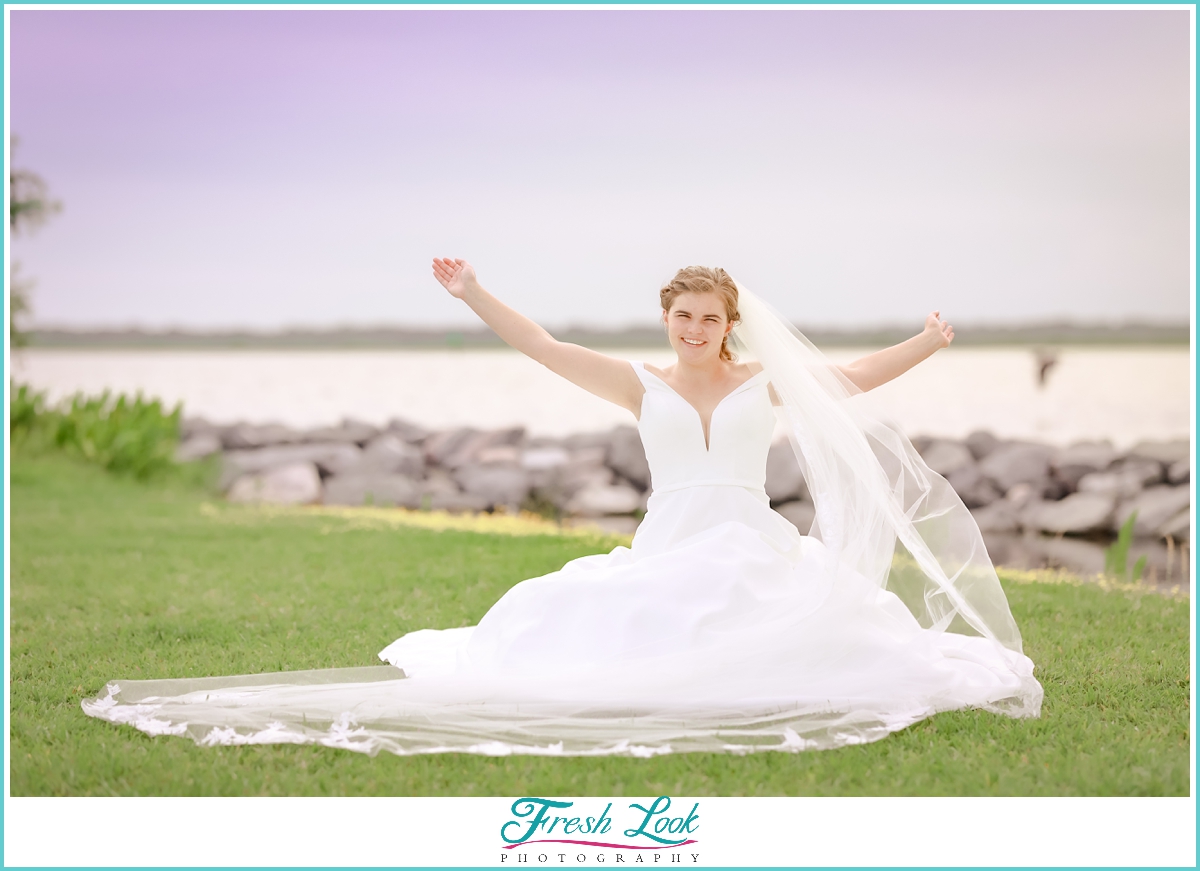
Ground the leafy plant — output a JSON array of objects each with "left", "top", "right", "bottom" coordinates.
[
  {"left": 1104, "top": 511, "right": 1148, "bottom": 583},
  {"left": 10, "top": 382, "right": 182, "bottom": 480}
]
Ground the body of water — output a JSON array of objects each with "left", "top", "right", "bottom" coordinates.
[{"left": 10, "top": 346, "right": 1192, "bottom": 448}]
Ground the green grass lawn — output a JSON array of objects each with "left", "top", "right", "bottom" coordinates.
[{"left": 9, "top": 451, "right": 1192, "bottom": 796}]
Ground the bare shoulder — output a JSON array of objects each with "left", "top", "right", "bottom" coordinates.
[{"left": 742, "top": 361, "right": 782, "bottom": 406}]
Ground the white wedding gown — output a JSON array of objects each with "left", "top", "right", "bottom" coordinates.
[{"left": 82, "top": 360, "right": 1043, "bottom": 756}]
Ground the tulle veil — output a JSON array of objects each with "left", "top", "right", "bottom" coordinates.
[
  {"left": 81, "top": 280, "right": 1042, "bottom": 756},
  {"left": 728, "top": 283, "right": 1027, "bottom": 656}
]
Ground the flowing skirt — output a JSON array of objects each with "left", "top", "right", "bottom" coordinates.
[{"left": 82, "top": 486, "right": 1043, "bottom": 756}]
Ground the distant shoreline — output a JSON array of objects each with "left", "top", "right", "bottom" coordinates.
[{"left": 23, "top": 322, "right": 1192, "bottom": 350}]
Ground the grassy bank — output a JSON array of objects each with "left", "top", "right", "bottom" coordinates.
[{"left": 9, "top": 451, "right": 1191, "bottom": 796}]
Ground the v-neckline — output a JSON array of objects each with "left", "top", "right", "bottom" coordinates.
[{"left": 639, "top": 363, "right": 768, "bottom": 452}]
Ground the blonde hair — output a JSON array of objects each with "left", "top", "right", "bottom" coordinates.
[{"left": 659, "top": 266, "right": 740, "bottom": 362}]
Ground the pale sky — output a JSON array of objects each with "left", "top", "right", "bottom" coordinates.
[{"left": 8, "top": 8, "right": 1193, "bottom": 331}]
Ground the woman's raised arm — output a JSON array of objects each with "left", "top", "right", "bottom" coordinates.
[
  {"left": 836, "top": 311, "right": 955, "bottom": 392},
  {"left": 432, "top": 258, "right": 645, "bottom": 415}
]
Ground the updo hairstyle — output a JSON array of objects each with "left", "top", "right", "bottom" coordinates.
[{"left": 659, "top": 266, "right": 741, "bottom": 362}]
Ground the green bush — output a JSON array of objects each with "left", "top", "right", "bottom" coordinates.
[{"left": 10, "top": 382, "right": 182, "bottom": 480}]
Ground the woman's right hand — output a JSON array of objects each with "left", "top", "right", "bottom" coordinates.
[{"left": 432, "top": 257, "right": 480, "bottom": 299}]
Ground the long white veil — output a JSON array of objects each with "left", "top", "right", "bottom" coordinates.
[{"left": 729, "top": 282, "right": 1026, "bottom": 657}]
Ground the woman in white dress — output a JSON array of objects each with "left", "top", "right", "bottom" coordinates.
[{"left": 82, "top": 261, "right": 1043, "bottom": 756}]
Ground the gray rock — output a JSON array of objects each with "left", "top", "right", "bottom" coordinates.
[
  {"left": 175, "top": 433, "right": 222, "bottom": 462},
  {"left": 423, "top": 428, "right": 479, "bottom": 466},
  {"left": 1114, "top": 485, "right": 1191, "bottom": 537},
  {"left": 775, "top": 500, "right": 816, "bottom": 533},
  {"left": 221, "top": 422, "right": 305, "bottom": 450},
  {"left": 180, "top": 416, "right": 221, "bottom": 440},
  {"left": 965, "top": 430, "right": 1001, "bottom": 461},
  {"left": 566, "top": 482, "right": 642, "bottom": 516},
  {"left": 222, "top": 443, "right": 364, "bottom": 487},
  {"left": 452, "top": 463, "right": 531, "bottom": 507},
  {"left": 520, "top": 446, "right": 572, "bottom": 471},
  {"left": 442, "top": 427, "right": 525, "bottom": 470},
  {"left": 1127, "top": 439, "right": 1189, "bottom": 467},
  {"left": 532, "top": 462, "right": 614, "bottom": 510},
  {"left": 1168, "top": 458, "right": 1190, "bottom": 485},
  {"left": 920, "top": 440, "right": 975, "bottom": 477},
  {"left": 227, "top": 462, "right": 321, "bottom": 505},
  {"left": 356, "top": 434, "right": 425, "bottom": 477},
  {"left": 1051, "top": 440, "right": 1118, "bottom": 489},
  {"left": 322, "top": 474, "right": 420, "bottom": 507},
  {"left": 1159, "top": 507, "right": 1190, "bottom": 542},
  {"left": 563, "top": 431, "right": 615, "bottom": 451},
  {"left": 765, "top": 441, "right": 809, "bottom": 504},
  {"left": 946, "top": 464, "right": 1003, "bottom": 508},
  {"left": 978, "top": 443, "right": 1053, "bottom": 493},
  {"left": 970, "top": 501, "right": 1021, "bottom": 534},
  {"left": 385, "top": 417, "right": 431, "bottom": 444},
  {"left": 302, "top": 419, "right": 380, "bottom": 445},
  {"left": 1021, "top": 492, "right": 1117, "bottom": 535},
  {"left": 417, "top": 469, "right": 491, "bottom": 512},
  {"left": 607, "top": 426, "right": 651, "bottom": 489},
  {"left": 1078, "top": 459, "right": 1164, "bottom": 499}
]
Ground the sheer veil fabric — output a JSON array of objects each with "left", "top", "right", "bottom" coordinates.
[{"left": 82, "top": 283, "right": 1043, "bottom": 757}]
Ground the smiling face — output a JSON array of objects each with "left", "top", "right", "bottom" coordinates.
[{"left": 664, "top": 291, "right": 733, "bottom": 363}]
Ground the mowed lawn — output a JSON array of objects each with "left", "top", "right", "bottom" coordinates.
[{"left": 9, "top": 452, "right": 1191, "bottom": 796}]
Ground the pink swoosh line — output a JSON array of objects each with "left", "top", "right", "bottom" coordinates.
[{"left": 503, "top": 839, "right": 698, "bottom": 851}]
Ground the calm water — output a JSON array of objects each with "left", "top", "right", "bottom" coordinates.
[{"left": 10, "top": 346, "right": 1192, "bottom": 448}]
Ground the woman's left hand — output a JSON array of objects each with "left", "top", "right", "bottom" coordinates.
[{"left": 925, "top": 311, "right": 954, "bottom": 349}]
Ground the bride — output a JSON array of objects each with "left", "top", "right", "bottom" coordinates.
[{"left": 82, "top": 260, "right": 1043, "bottom": 756}]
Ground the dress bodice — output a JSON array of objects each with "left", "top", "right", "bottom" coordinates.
[{"left": 632, "top": 361, "right": 775, "bottom": 495}]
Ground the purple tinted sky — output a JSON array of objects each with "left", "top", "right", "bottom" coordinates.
[{"left": 9, "top": 8, "right": 1192, "bottom": 330}]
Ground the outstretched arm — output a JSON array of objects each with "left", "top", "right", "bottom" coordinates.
[
  {"left": 432, "top": 258, "right": 644, "bottom": 415},
  {"left": 836, "top": 312, "right": 955, "bottom": 392}
]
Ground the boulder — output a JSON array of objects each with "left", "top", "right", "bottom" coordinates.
[
  {"left": 566, "top": 482, "right": 642, "bottom": 516},
  {"left": 1051, "top": 440, "right": 1118, "bottom": 489},
  {"left": 423, "top": 428, "right": 478, "bottom": 466},
  {"left": 1114, "top": 485, "right": 1191, "bottom": 537},
  {"left": 175, "top": 433, "right": 222, "bottom": 462},
  {"left": 1127, "top": 439, "right": 1189, "bottom": 467},
  {"left": 965, "top": 430, "right": 1001, "bottom": 461},
  {"left": 1021, "top": 492, "right": 1117, "bottom": 535},
  {"left": 476, "top": 445, "right": 521, "bottom": 465},
  {"left": 946, "top": 464, "right": 1003, "bottom": 508},
  {"left": 520, "top": 446, "right": 572, "bottom": 471},
  {"left": 1168, "top": 458, "right": 1190, "bottom": 485},
  {"left": 920, "top": 440, "right": 974, "bottom": 477},
  {"left": 354, "top": 434, "right": 425, "bottom": 477},
  {"left": 452, "top": 463, "right": 531, "bottom": 507},
  {"left": 180, "top": 416, "right": 221, "bottom": 440},
  {"left": 1078, "top": 459, "right": 1163, "bottom": 499},
  {"left": 221, "top": 422, "right": 305, "bottom": 450},
  {"left": 563, "top": 431, "right": 615, "bottom": 452},
  {"left": 607, "top": 426, "right": 651, "bottom": 489},
  {"left": 302, "top": 418, "right": 380, "bottom": 445},
  {"left": 775, "top": 500, "right": 816, "bottom": 534},
  {"left": 1159, "top": 507, "right": 1190, "bottom": 542},
  {"left": 222, "top": 443, "right": 363, "bottom": 487},
  {"left": 385, "top": 417, "right": 431, "bottom": 444},
  {"left": 441, "top": 427, "right": 525, "bottom": 470},
  {"left": 323, "top": 474, "right": 420, "bottom": 507},
  {"left": 970, "top": 501, "right": 1021, "bottom": 534},
  {"left": 978, "top": 443, "right": 1053, "bottom": 493},
  {"left": 765, "top": 441, "right": 808, "bottom": 504},
  {"left": 533, "top": 462, "right": 614, "bottom": 510},
  {"left": 227, "top": 462, "right": 321, "bottom": 505},
  {"left": 418, "top": 469, "right": 490, "bottom": 512}
]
